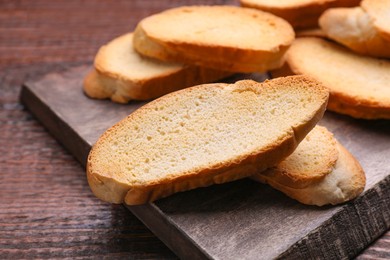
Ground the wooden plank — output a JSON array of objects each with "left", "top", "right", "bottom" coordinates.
[{"left": 20, "top": 65, "right": 390, "bottom": 259}]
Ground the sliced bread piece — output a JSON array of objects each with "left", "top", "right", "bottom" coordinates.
[
  {"left": 132, "top": 5, "right": 295, "bottom": 73},
  {"left": 240, "top": 0, "right": 361, "bottom": 29},
  {"left": 87, "top": 75, "right": 329, "bottom": 205},
  {"left": 272, "top": 37, "right": 390, "bottom": 119},
  {"left": 253, "top": 125, "right": 366, "bottom": 206},
  {"left": 319, "top": 7, "right": 390, "bottom": 58},
  {"left": 361, "top": 0, "right": 390, "bottom": 41},
  {"left": 256, "top": 125, "right": 339, "bottom": 189},
  {"left": 83, "top": 33, "right": 232, "bottom": 103}
]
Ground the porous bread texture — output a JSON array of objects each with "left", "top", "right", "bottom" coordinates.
[
  {"left": 361, "top": 0, "right": 390, "bottom": 41},
  {"left": 319, "top": 7, "right": 390, "bottom": 58},
  {"left": 83, "top": 33, "right": 232, "bottom": 103},
  {"left": 87, "top": 75, "right": 329, "bottom": 205},
  {"left": 272, "top": 37, "right": 390, "bottom": 119},
  {"left": 253, "top": 126, "right": 366, "bottom": 206},
  {"left": 133, "top": 5, "right": 295, "bottom": 73},
  {"left": 240, "top": 0, "right": 361, "bottom": 29}
]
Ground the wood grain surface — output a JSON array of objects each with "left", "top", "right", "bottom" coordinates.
[{"left": 0, "top": 0, "right": 389, "bottom": 259}]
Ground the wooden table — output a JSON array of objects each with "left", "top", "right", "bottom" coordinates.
[{"left": 0, "top": 1, "right": 388, "bottom": 258}]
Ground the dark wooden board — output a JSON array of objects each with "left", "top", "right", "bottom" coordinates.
[{"left": 20, "top": 65, "right": 390, "bottom": 259}]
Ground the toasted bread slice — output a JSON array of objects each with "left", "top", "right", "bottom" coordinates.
[
  {"left": 319, "top": 7, "right": 390, "bottom": 58},
  {"left": 87, "top": 76, "right": 329, "bottom": 205},
  {"left": 253, "top": 126, "right": 366, "bottom": 206},
  {"left": 83, "top": 33, "right": 232, "bottom": 103},
  {"left": 361, "top": 0, "right": 390, "bottom": 41},
  {"left": 272, "top": 37, "right": 390, "bottom": 119},
  {"left": 256, "top": 125, "right": 339, "bottom": 189},
  {"left": 133, "top": 5, "right": 294, "bottom": 73},
  {"left": 240, "top": 0, "right": 361, "bottom": 29}
]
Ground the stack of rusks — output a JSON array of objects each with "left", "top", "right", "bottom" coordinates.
[{"left": 85, "top": 0, "right": 389, "bottom": 207}]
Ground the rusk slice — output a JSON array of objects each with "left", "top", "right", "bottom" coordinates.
[
  {"left": 319, "top": 7, "right": 390, "bottom": 58},
  {"left": 273, "top": 37, "right": 390, "bottom": 119},
  {"left": 240, "top": 0, "right": 361, "bottom": 29},
  {"left": 253, "top": 126, "right": 366, "bottom": 206},
  {"left": 87, "top": 76, "right": 329, "bottom": 205},
  {"left": 83, "top": 33, "right": 232, "bottom": 103},
  {"left": 255, "top": 126, "right": 339, "bottom": 189},
  {"left": 361, "top": 0, "right": 390, "bottom": 41},
  {"left": 133, "top": 5, "right": 294, "bottom": 73}
]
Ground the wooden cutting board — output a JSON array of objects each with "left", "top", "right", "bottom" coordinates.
[{"left": 20, "top": 65, "right": 390, "bottom": 259}]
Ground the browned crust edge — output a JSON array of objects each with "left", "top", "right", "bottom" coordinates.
[
  {"left": 254, "top": 126, "right": 338, "bottom": 189},
  {"left": 240, "top": 0, "right": 361, "bottom": 29},
  {"left": 253, "top": 141, "right": 366, "bottom": 206},
  {"left": 132, "top": 6, "right": 295, "bottom": 73},
  {"left": 83, "top": 66, "right": 233, "bottom": 103},
  {"left": 271, "top": 44, "right": 390, "bottom": 120},
  {"left": 87, "top": 76, "right": 329, "bottom": 205}
]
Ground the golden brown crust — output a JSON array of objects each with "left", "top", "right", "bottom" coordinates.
[
  {"left": 319, "top": 6, "right": 390, "bottom": 58},
  {"left": 240, "top": 0, "right": 361, "bottom": 29},
  {"left": 133, "top": 5, "right": 295, "bottom": 73},
  {"left": 253, "top": 131, "right": 366, "bottom": 206},
  {"left": 327, "top": 97, "right": 390, "bottom": 119},
  {"left": 83, "top": 33, "right": 232, "bottom": 103},
  {"left": 272, "top": 62, "right": 390, "bottom": 120},
  {"left": 83, "top": 69, "right": 113, "bottom": 100},
  {"left": 84, "top": 67, "right": 233, "bottom": 103},
  {"left": 257, "top": 126, "right": 338, "bottom": 189},
  {"left": 124, "top": 139, "right": 295, "bottom": 205},
  {"left": 87, "top": 76, "right": 329, "bottom": 205},
  {"left": 361, "top": 0, "right": 390, "bottom": 41},
  {"left": 272, "top": 37, "right": 390, "bottom": 119}
]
